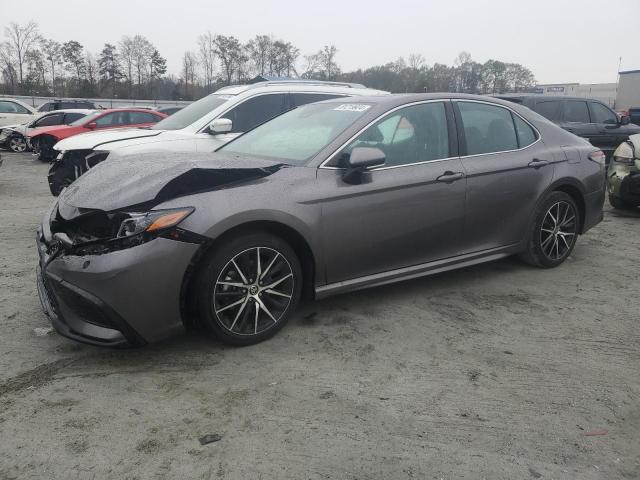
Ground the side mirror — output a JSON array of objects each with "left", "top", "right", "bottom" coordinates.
[
  {"left": 620, "top": 115, "right": 631, "bottom": 126},
  {"left": 208, "top": 118, "right": 232, "bottom": 134},
  {"left": 342, "top": 147, "right": 386, "bottom": 184},
  {"left": 86, "top": 122, "right": 97, "bottom": 130}
]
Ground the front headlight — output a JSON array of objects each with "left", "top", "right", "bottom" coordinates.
[{"left": 117, "top": 207, "right": 194, "bottom": 238}]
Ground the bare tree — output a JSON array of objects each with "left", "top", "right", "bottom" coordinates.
[
  {"left": 131, "top": 35, "right": 154, "bottom": 96},
  {"left": 85, "top": 52, "right": 98, "bottom": 96},
  {"left": 118, "top": 36, "right": 135, "bottom": 98},
  {"left": 246, "top": 34, "right": 272, "bottom": 76},
  {"left": 198, "top": 32, "right": 217, "bottom": 92},
  {"left": 0, "top": 42, "right": 17, "bottom": 93},
  {"left": 213, "top": 35, "right": 243, "bottom": 85},
  {"left": 408, "top": 53, "right": 425, "bottom": 70},
  {"left": 181, "top": 51, "right": 197, "bottom": 99},
  {"left": 3, "top": 21, "right": 40, "bottom": 93},
  {"left": 41, "top": 39, "right": 62, "bottom": 95}
]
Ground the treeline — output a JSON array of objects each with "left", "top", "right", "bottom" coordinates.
[{"left": 0, "top": 22, "right": 536, "bottom": 100}]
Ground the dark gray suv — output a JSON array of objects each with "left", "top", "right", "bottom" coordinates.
[
  {"left": 36, "top": 94, "right": 605, "bottom": 347},
  {"left": 496, "top": 94, "right": 640, "bottom": 161}
]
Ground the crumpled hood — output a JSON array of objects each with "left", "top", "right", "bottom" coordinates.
[
  {"left": 54, "top": 127, "right": 162, "bottom": 151},
  {"left": 57, "top": 151, "right": 285, "bottom": 216}
]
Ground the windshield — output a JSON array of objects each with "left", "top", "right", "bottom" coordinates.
[
  {"left": 220, "top": 102, "right": 373, "bottom": 165},
  {"left": 150, "top": 94, "right": 234, "bottom": 130},
  {"left": 70, "top": 111, "right": 101, "bottom": 126}
]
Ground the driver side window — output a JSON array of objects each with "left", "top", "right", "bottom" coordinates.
[{"left": 338, "top": 102, "right": 449, "bottom": 168}]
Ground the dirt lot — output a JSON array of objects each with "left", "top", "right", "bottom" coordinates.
[{"left": 0, "top": 151, "right": 639, "bottom": 480}]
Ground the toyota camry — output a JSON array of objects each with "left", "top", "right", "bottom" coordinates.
[{"left": 36, "top": 94, "right": 605, "bottom": 347}]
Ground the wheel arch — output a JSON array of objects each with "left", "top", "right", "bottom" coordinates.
[
  {"left": 179, "top": 219, "right": 317, "bottom": 330},
  {"left": 548, "top": 178, "right": 586, "bottom": 233}
]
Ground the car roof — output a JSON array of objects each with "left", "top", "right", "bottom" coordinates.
[
  {"left": 493, "top": 94, "right": 608, "bottom": 104},
  {"left": 41, "top": 109, "right": 97, "bottom": 115},
  {"left": 312, "top": 92, "right": 532, "bottom": 109},
  {"left": 97, "top": 108, "right": 167, "bottom": 113},
  {"left": 0, "top": 98, "right": 36, "bottom": 111},
  {"left": 215, "top": 80, "right": 389, "bottom": 96}
]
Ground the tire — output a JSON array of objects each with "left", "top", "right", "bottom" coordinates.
[
  {"left": 520, "top": 191, "right": 580, "bottom": 268},
  {"left": 194, "top": 231, "right": 303, "bottom": 346},
  {"left": 8, "top": 135, "right": 27, "bottom": 153},
  {"left": 47, "top": 161, "right": 74, "bottom": 196},
  {"left": 609, "top": 194, "right": 634, "bottom": 210}
]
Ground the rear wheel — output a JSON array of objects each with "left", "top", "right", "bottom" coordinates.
[
  {"left": 520, "top": 191, "right": 580, "bottom": 268},
  {"left": 194, "top": 232, "right": 303, "bottom": 345}
]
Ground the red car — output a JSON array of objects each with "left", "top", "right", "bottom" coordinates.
[{"left": 28, "top": 108, "right": 167, "bottom": 161}]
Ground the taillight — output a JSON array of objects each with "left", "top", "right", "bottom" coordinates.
[{"left": 588, "top": 150, "right": 606, "bottom": 166}]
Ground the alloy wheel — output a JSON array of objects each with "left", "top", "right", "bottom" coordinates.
[
  {"left": 9, "top": 137, "right": 27, "bottom": 153},
  {"left": 213, "top": 247, "right": 294, "bottom": 336},
  {"left": 540, "top": 201, "right": 577, "bottom": 261}
]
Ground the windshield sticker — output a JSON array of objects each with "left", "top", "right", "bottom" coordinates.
[{"left": 333, "top": 104, "right": 371, "bottom": 112}]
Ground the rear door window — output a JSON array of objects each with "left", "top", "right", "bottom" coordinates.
[
  {"left": 63, "top": 113, "right": 86, "bottom": 124},
  {"left": 223, "top": 94, "right": 287, "bottom": 133},
  {"left": 457, "top": 101, "right": 518, "bottom": 155},
  {"left": 534, "top": 101, "right": 562, "bottom": 121},
  {"left": 563, "top": 101, "right": 590, "bottom": 123},
  {"left": 129, "top": 111, "right": 161, "bottom": 124},
  {"left": 588, "top": 102, "right": 617, "bottom": 125},
  {"left": 0, "top": 101, "right": 30, "bottom": 114}
]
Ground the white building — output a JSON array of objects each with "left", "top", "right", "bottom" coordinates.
[
  {"left": 616, "top": 70, "right": 640, "bottom": 111},
  {"left": 534, "top": 83, "right": 618, "bottom": 107}
]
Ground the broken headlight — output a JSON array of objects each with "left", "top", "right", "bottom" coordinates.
[{"left": 117, "top": 208, "right": 195, "bottom": 238}]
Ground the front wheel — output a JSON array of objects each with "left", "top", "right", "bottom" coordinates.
[
  {"left": 194, "top": 232, "right": 303, "bottom": 346},
  {"left": 8, "top": 135, "right": 27, "bottom": 153},
  {"left": 520, "top": 192, "right": 580, "bottom": 268}
]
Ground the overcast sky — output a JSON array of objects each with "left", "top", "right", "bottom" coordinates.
[{"left": 6, "top": 0, "right": 640, "bottom": 85}]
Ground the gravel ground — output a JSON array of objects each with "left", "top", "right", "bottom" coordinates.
[{"left": 0, "top": 151, "right": 639, "bottom": 480}]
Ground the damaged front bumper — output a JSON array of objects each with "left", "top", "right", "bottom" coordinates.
[
  {"left": 36, "top": 200, "right": 202, "bottom": 347},
  {"left": 607, "top": 163, "right": 640, "bottom": 206}
]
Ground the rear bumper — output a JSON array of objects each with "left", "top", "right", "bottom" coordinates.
[
  {"left": 36, "top": 215, "right": 200, "bottom": 347},
  {"left": 582, "top": 188, "right": 605, "bottom": 233}
]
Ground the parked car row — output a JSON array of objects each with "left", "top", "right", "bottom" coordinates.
[
  {"left": 34, "top": 80, "right": 607, "bottom": 348},
  {"left": 0, "top": 98, "right": 182, "bottom": 155}
]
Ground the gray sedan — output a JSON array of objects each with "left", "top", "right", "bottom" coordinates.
[{"left": 36, "top": 93, "right": 606, "bottom": 347}]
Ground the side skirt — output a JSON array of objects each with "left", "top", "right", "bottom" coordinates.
[{"left": 314, "top": 244, "right": 522, "bottom": 299}]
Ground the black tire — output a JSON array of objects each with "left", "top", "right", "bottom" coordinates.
[
  {"left": 47, "top": 161, "right": 74, "bottom": 196},
  {"left": 609, "top": 194, "right": 634, "bottom": 210},
  {"left": 520, "top": 191, "right": 580, "bottom": 268},
  {"left": 194, "top": 231, "right": 303, "bottom": 346}
]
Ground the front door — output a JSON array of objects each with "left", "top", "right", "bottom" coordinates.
[{"left": 318, "top": 101, "right": 467, "bottom": 284}]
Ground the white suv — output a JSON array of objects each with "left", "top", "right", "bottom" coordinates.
[
  {"left": 48, "top": 80, "right": 388, "bottom": 195},
  {"left": 0, "top": 98, "right": 37, "bottom": 128}
]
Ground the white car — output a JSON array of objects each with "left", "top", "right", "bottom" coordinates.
[
  {"left": 0, "top": 109, "right": 94, "bottom": 153},
  {"left": 48, "top": 80, "right": 389, "bottom": 195},
  {"left": 0, "top": 98, "right": 37, "bottom": 128}
]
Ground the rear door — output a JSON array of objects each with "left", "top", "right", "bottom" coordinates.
[
  {"left": 319, "top": 101, "right": 467, "bottom": 283},
  {"left": 454, "top": 100, "right": 554, "bottom": 252},
  {"left": 558, "top": 99, "right": 597, "bottom": 140}
]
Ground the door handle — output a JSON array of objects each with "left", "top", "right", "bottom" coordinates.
[
  {"left": 528, "top": 159, "right": 549, "bottom": 169},
  {"left": 436, "top": 171, "right": 465, "bottom": 183}
]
